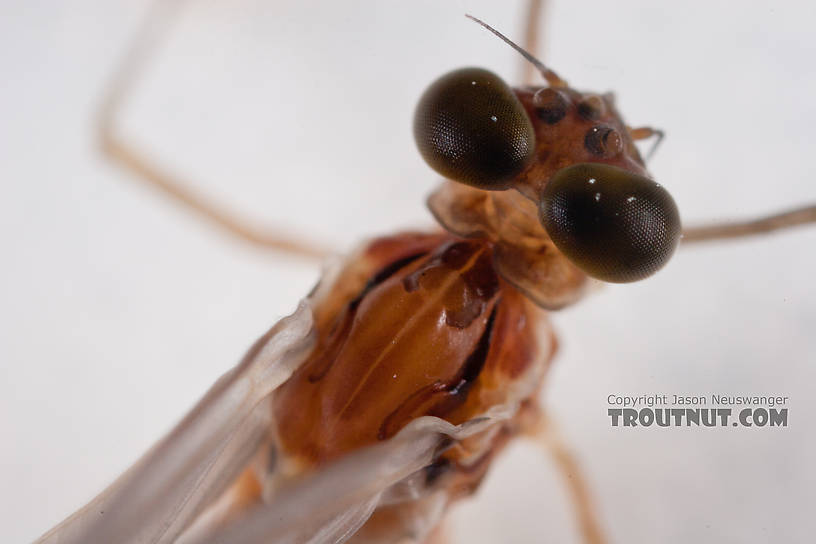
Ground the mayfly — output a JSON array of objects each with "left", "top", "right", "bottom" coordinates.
[{"left": 25, "top": 1, "right": 816, "bottom": 543}]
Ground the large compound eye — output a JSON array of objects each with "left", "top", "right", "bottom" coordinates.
[
  {"left": 414, "top": 67, "right": 536, "bottom": 190},
  {"left": 539, "top": 163, "right": 681, "bottom": 283}
]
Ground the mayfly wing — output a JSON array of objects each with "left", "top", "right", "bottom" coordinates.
[
  {"left": 184, "top": 407, "right": 518, "bottom": 544},
  {"left": 34, "top": 251, "right": 523, "bottom": 544},
  {"left": 35, "top": 302, "right": 316, "bottom": 544}
]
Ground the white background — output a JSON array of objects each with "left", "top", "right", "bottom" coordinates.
[{"left": 1, "top": 0, "right": 815, "bottom": 542}]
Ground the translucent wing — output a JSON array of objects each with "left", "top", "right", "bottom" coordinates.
[
  {"left": 35, "top": 249, "right": 522, "bottom": 544},
  {"left": 35, "top": 301, "right": 317, "bottom": 544},
  {"left": 184, "top": 406, "right": 517, "bottom": 544}
]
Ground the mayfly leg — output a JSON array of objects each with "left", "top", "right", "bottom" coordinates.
[
  {"left": 628, "top": 126, "right": 665, "bottom": 163},
  {"left": 97, "top": 0, "right": 328, "bottom": 259},
  {"left": 530, "top": 413, "right": 607, "bottom": 544},
  {"left": 682, "top": 204, "right": 816, "bottom": 244},
  {"left": 628, "top": 125, "right": 816, "bottom": 242},
  {"left": 518, "top": 2, "right": 608, "bottom": 542},
  {"left": 520, "top": 0, "right": 545, "bottom": 86}
]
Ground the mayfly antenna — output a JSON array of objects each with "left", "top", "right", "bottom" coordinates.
[{"left": 465, "top": 14, "right": 567, "bottom": 88}]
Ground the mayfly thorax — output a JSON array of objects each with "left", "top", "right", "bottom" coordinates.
[{"left": 31, "top": 4, "right": 816, "bottom": 544}]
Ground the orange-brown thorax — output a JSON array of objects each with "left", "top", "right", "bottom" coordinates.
[{"left": 272, "top": 233, "right": 554, "bottom": 473}]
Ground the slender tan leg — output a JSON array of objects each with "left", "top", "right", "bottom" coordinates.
[
  {"left": 97, "top": 0, "right": 328, "bottom": 259},
  {"left": 630, "top": 123, "right": 816, "bottom": 243},
  {"left": 628, "top": 126, "right": 664, "bottom": 163},
  {"left": 529, "top": 412, "right": 607, "bottom": 544},
  {"left": 520, "top": 0, "right": 545, "bottom": 86},
  {"left": 682, "top": 204, "right": 816, "bottom": 244},
  {"left": 421, "top": 520, "right": 450, "bottom": 544}
]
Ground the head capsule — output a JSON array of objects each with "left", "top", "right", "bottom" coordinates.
[
  {"left": 417, "top": 69, "right": 681, "bottom": 289},
  {"left": 414, "top": 24, "right": 682, "bottom": 304},
  {"left": 415, "top": 18, "right": 681, "bottom": 303}
]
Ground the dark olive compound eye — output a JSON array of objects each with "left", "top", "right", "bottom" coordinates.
[
  {"left": 414, "top": 67, "right": 536, "bottom": 190},
  {"left": 539, "top": 163, "right": 681, "bottom": 283}
]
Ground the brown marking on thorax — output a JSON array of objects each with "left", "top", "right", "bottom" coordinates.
[{"left": 272, "top": 232, "right": 552, "bottom": 467}]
